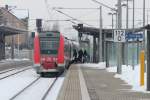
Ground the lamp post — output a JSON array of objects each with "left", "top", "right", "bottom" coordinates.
[
  {"left": 108, "top": 12, "right": 116, "bottom": 67},
  {"left": 108, "top": 12, "right": 117, "bottom": 29},
  {"left": 122, "top": 0, "right": 133, "bottom": 28},
  {"left": 147, "top": 10, "right": 150, "bottom": 25}
]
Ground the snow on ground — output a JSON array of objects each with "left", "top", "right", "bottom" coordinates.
[
  {"left": 0, "top": 68, "right": 15, "bottom": 73},
  {"left": 0, "top": 67, "right": 31, "bottom": 79},
  {"left": 107, "top": 65, "right": 149, "bottom": 93},
  {"left": 0, "top": 58, "right": 30, "bottom": 63},
  {"left": 78, "top": 62, "right": 106, "bottom": 69},
  {"left": 15, "top": 78, "right": 56, "bottom": 100},
  {"left": 0, "top": 67, "right": 65, "bottom": 100},
  {"left": 5, "top": 58, "right": 30, "bottom": 61},
  {"left": 0, "top": 69, "right": 39, "bottom": 100},
  {"left": 45, "top": 77, "right": 65, "bottom": 100},
  {"left": 80, "top": 62, "right": 150, "bottom": 93}
]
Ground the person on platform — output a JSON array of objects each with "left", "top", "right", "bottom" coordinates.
[
  {"left": 72, "top": 49, "right": 78, "bottom": 63},
  {"left": 78, "top": 49, "right": 84, "bottom": 63},
  {"left": 83, "top": 50, "right": 88, "bottom": 63}
]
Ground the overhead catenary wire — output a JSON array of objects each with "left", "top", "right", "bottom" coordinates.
[
  {"left": 91, "top": 0, "right": 117, "bottom": 11},
  {"left": 52, "top": 7, "right": 103, "bottom": 21},
  {"left": 44, "top": 0, "right": 54, "bottom": 18},
  {"left": 54, "top": 9, "right": 94, "bottom": 27},
  {"left": 52, "top": 7, "right": 99, "bottom": 10}
]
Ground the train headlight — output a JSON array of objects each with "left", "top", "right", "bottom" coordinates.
[
  {"left": 51, "top": 57, "right": 57, "bottom": 62},
  {"left": 41, "top": 58, "right": 45, "bottom": 61}
]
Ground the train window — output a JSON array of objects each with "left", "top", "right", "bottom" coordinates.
[
  {"left": 40, "top": 37, "right": 59, "bottom": 55},
  {"left": 40, "top": 41, "right": 59, "bottom": 49}
]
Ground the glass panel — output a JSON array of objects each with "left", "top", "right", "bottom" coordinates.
[
  {"left": 108, "top": 41, "right": 144, "bottom": 67},
  {"left": 40, "top": 37, "right": 59, "bottom": 55}
]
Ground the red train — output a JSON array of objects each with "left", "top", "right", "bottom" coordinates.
[{"left": 33, "top": 31, "right": 78, "bottom": 76}]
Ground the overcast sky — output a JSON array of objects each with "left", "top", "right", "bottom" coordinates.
[{"left": 0, "top": 0, "right": 150, "bottom": 38}]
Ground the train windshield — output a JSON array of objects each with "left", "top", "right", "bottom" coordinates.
[{"left": 40, "top": 37, "right": 59, "bottom": 55}]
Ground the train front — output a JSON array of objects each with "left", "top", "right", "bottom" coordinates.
[{"left": 34, "top": 31, "right": 64, "bottom": 76}]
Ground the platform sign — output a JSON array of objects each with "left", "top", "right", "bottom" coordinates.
[
  {"left": 126, "top": 32, "right": 143, "bottom": 41},
  {"left": 114, "top": 30, "right": 126, "bottom": 42}
]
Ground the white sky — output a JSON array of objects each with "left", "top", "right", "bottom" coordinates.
[{"left": 0, "top": 0, "right": 150, "bottom": 38}]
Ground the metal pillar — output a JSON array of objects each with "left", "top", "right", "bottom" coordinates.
[
  {"left": 132, "top": 0, "right": 135, "bottom": 69},
  {"left": 116, "top": 13, "right": 118, "bottom": 29},
  {"left": 117, "top": 0, "right": 122, "bottom": 74},
  {"left": 143, "top": 0, "right": 145, "bottom": 32},
  {"left": 106, "top": 42, "right": 109, "bottom": 67},
  {"left": 11, "top": 36, "right": 14, "bottom": 59},
  {"left": 102, "top": 33, "right": 105, "bottom": 62},
  {"left": 0, "top": 33, "right": 5, "bottom": 60},
  {"left": 136, "top": 0, "right": 139, "bottom": 64},
  {"left": 122, "top": 44, "right": 125, "bottom": 65},
  {"left": 93, "top": 35, "right": 97, "bottom": 63},
  {"left": 143, "top": 0, "right": 146, "bottom": 71},
  {"left": 99, "top": 6, "right": 103, "bottom": 62},
  {"left": 126, "top": 0, "right": 129, "bottom": 66},
  {"left": 147, "top": 10, "right": 149, "bottom": 24},
  {"left": 112, "top": 14, "right": 114, "bottom": 29},
  {"left": 137, "top": 41, "right": 140, "bottom": 64},
  {"left": 104, "top": 33, "right": 107, "bottom": 62},
  {"left": 147, "top": 26, "right": 150, "bottom": 91}
]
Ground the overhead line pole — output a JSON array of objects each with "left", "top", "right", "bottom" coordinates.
[
  {"left": 99, "top": 6, "right": 103, "bottom": 62},
  {"left": 117, "top": 0, "right": 122, "bottom": 74},
  {"left": 126, "top": 0, "right": 129, "bottom": 66}
]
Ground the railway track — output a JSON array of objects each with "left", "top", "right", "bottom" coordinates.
[
  {"left": 0, "top": 68, "right": 16, "bottom": 74},
  {"left": 0, "top": 67, "right": 32, "bottom": 80},
  {"left": 0, "top": 63, "right": 32, "bottom": 75},
  {"left": 0, "top": 60, "right": 33, "bottom": 72},
  {"left": 0, "top": 61, "right": 33, "bottom": 80},
  {"left": 9, "top": 77, "right": 58, "bottom": 100},
  {"left": 10, "top": 77, "right": 41, "bottom": 100},
  {"left": 42, "top": 77, "right": 58, "bottom": 100}
]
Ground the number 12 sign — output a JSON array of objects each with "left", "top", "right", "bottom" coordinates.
[{"left": 114, "top": 30, "right": 126, "bottom": 42}]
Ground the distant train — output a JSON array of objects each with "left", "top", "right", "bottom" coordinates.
[{"left": 33, "top": 31, "right": 79, "bottom": 77}]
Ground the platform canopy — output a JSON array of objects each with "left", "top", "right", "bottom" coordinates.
[
  {"left": 73, "top": 25, "right": 144, "bottom": 38},
  {"left": 0, "top": 25, "right": 28, "bottom": 36}
]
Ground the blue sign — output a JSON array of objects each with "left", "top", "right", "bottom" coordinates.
[{"left": 126, "top": 32, "right": 143, "bottom": 41}]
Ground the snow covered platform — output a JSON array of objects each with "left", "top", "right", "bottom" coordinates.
[{"left": 57, "top": 64, "right": 150, "bottom": 100}]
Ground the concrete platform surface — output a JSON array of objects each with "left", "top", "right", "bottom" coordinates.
[{"left": 57, "top": 64, "right": 150, "bottom": 100}]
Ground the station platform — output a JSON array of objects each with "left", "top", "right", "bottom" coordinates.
[{"left": 57, "top": 64, "right": 150, "bottom": 100}]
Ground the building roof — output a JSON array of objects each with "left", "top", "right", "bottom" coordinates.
[{"left": 0, "top": 7, "right": 28, "bottom": 36}]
